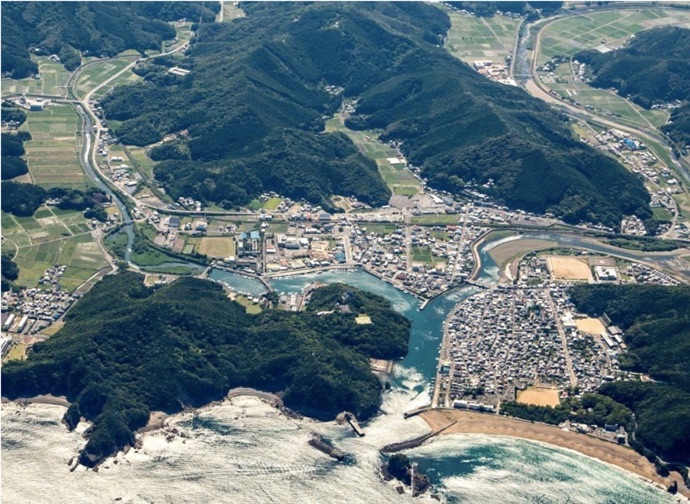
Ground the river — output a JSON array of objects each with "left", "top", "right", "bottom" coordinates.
[
  {"left": 2, "top": 231, "right": 679, "bottom": 503},
  {"left": 23, "top": 233, "right": 657, "bottom": 503},
  {"left": 73, "top": 103, "right": 135, "bottom": 263}
]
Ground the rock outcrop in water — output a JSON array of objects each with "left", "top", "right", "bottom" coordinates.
[{"left": 381, "top": 453, "right": 431, "bottom": 497}]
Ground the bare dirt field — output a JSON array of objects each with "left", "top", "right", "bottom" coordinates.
[
  {"left": 546, "top": 255, "right": 593, "bottom": 281},
  {"left": 487, "top": 238, "right": 557, "bottom": 268},
  {"left": 197, "top": 237, "right": 236, "bottom": 258},
  {"left": 576, "top": 317, "right": 606, "bottom": 335},
  {"left": 516, "top": 386, "right": 560, "bottom": 407},
  {"left": 420, "top": 409, "right": 688, "bottom": 498}
]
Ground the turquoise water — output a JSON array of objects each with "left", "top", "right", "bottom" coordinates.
[
  {"left": 208, "top": 268, "right": 269, "bottom": 296},
  {"left": 198, "top": 239, "right": 676, "bottom": 503},
  {"left": 408, "top": 435, "right": 675, "bottom": 503}
]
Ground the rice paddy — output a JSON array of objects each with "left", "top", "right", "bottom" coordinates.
[
  {"left": 17, "top": 104, "right": 89, "bottom": 189},
  {"left": 446, "top": 12, "right": 521, "bottom": 64}
]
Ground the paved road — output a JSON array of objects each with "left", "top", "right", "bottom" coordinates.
[{"left": 518, "top": 7, "right": 690, "bottom": 187}]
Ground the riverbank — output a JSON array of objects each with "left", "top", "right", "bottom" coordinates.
[{"left": 419, "top": 409, "right": 689, "bottom": 499}]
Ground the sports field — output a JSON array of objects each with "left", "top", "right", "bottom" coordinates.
[
  {"left": 410, "top": 214, "right": 460, "bottom": 226},
  {"left": 446, "top": 12, "right": 521, "bottom": 64},
  {"left": 546, "top": 255, "right": 593, "bottom": 281},
  {"left": 325, "top": 115, "right": 422, "bottom": 198},
  {"left": 197, "top": 237, "right": 237, "bottom": 259},
  {"left": 1, "top": 56, "right": 71, "bottom": 97},
  {"left": 18, "top": 104, "right": 88, "bottom": 189},
  {"left": 537, "top": 8, "right": 690, "bottom": 129},
  {"left": 575, "top": 317, "right": 606, "bottom": 335},
  {"left": 516, "top": 386, "right": 560, "bottom": 407},
  {"left": 2, "top": 209, "right": 107, "bottom": 291},
  {"left": 74, "top": 56, "right": 138, "bottom": 99}
]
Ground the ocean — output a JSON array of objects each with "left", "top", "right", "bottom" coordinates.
[{"left": 1, "top": 265, "right": 679, "bottom": 503}]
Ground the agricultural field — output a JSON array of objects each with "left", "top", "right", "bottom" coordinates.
[
  {"left": 235, "top": 295, "right": 262, "bottom": 314},
  {"left": 538, "top": 9, "right": 690, "bottom": 66},
  {"left": 325, "top": 115, "right": 422, "bottom": 198},
  {"left": 536, "top": 8, "right": 690, "bottom": 129},
  {"left": 124, "top": 146, "right": 156, "bottom": 179},
  {"left": 263, "top": 197, "right": 283, "bottom": 211},
  {"left": 3, "top": 209, "right": 107, "bottom": 291},
  {"left": 361, "top": 223, "right": 398, "bottom": 236},
  {"left": 18, "top": 104, "right": 89, "bottom": 189},
  {"left": 543, "top": 62, "right": 666, "bottom": 129},
  {"left": 1, "top": 56, "right": 71, "bottom": 97},
  {"left": 412, "top": 245, "right": 444, "bottom": 266},
  {"left": 446, "top": 12, "right": 521, "bottom": 64},
  {"left": 73, "top": 56, "right": 138, "bottom": 99}
]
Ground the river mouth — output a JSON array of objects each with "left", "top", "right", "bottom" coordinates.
[{"left": 1, "top": 234, "right": 679, "bottom": 503}]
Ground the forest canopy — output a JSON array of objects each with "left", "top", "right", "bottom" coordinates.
[
  {"left": 569, "top": 284, "right": 690, "bottom": 464},
  {"left": 1, "top": 2, "right": 219, "bottom": 77},
  {"left": 1, "top": 274, "right": 411, "bottom": 466},
  {"left": 576, "top": 27, "right": 690, "bottom": 109},
  {"left": 98, "top": 2, "right": 650, "bottom": 226}
]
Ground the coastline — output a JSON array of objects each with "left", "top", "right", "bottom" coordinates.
[{"left": 419, "top": 409, "right": 690, "bottom": 500}]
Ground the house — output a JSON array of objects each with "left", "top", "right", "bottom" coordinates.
[{"left": 169, "top": 216, "right": 180, "bottom": 228}]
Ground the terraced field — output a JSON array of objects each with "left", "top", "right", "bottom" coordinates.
[{"left": 325, "top": 115, "right": 422, "bottom": 198}]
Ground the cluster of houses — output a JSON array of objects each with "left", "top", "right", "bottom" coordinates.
[
  {"left": 439, "top": 284, "right": 618, "bottom": 410},
  {"left": 1, "top": 265, "right": 82, "bottom": 339}
]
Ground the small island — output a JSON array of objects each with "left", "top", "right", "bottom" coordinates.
[{"left": 1, "top": 272, "right": 411, "bottom": 467}]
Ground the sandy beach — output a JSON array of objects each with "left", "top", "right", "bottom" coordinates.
[{"left": 420, "top": 409, "right": 689, "bottom": 499}]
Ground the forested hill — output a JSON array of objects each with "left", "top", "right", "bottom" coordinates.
[
  {"left": 570, "top": 284, "right": 690, "bottom": 464},
  {"left": 576, "top": 27, "right": 690, "bottom": 109},
  {"left": 575, "top": 26, "right": 690, "bottom": 149},
  {"left": 1, "top": 2, "right": 219, "bottom": 77},
  {"left": 100, "top": 2, "right": 650, "bottom": 226},
  {"left": 1, "top": 273, "right": 410, "bottom": 467}
]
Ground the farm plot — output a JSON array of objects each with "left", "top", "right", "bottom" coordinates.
[
  {"left": 545, "top": 63, "right": 665, "bottom": 129},
  {"left": 325, "top": 115, "right": 422, "bottom": 197},
  {"left": 12, "top": 233, "right": 107, "bottom": 290},
  {"left": 124, "top": 146, "right": 156, "bottom": 179},
  {"left": 537, "top": 9, "right": 690, "bottom": 129},
  {"left": 74, "top": 56, "right": 138, "bottom": 99},
  {"left": 1, "top": 56, "right": 71, "bottom": 97},
  {"left": 18, "top": 104, "right": 89, "bottom": 189},
  {"left": 537, "top": 9, "right": 690, "bottom": 65},
  {"left": 446, "top": 12, "right": 521, "bottom": 63},
  {"left": 2, "top": 207, "right": 107, "bottom": 290}
]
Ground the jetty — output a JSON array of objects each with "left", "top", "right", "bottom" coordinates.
[
  {"left": 308, "top": 434, "right": 346, "bottom": 461},
  {"left": 345, "top": 412, "right": 365, "bottom": 437},
  {"left": 380, "top": 420, "right": 457, "bottom": 453},
  {"left": 403, "top": 405, "right": 432, "bottom": 419}
]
